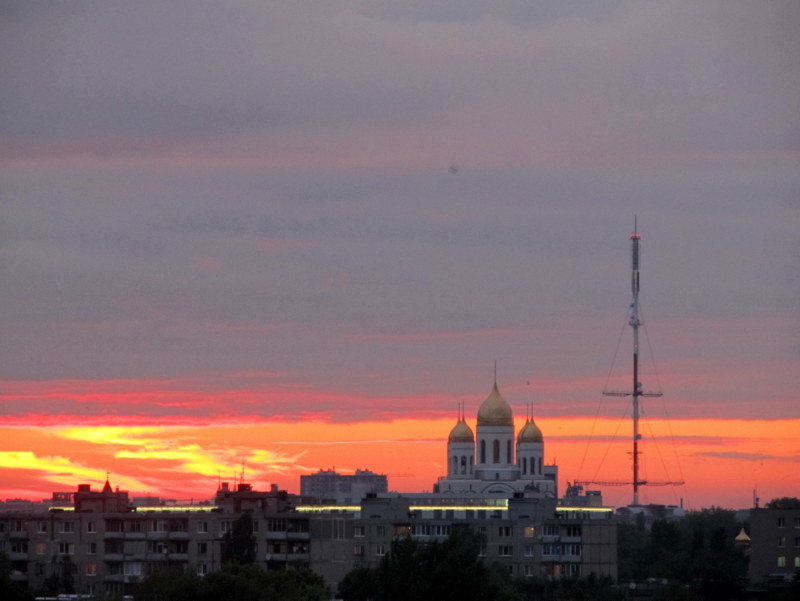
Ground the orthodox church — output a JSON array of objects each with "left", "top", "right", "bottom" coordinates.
[{"left": 434, "top": 382, "right": 558, "bottom": 497}]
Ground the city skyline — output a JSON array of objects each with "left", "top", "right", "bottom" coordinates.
[{"left": 1, "top": 1, "right": 798, "bottom": 510}]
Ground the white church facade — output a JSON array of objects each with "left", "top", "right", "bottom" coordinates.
[{"left": 434, "top": 382, "right": 558, "bottom": 497}]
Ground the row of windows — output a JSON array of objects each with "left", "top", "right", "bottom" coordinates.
[
  {"left": 1, "top": 516, "right": 295, "bottom": 535},
  {"left": 776, "top": 517, "right": 800, "bottom": 528},
  {"left": 776, "top": 556, "right": 800, "bottom": 568},
  {"left": 353, "top": 544, "right": 386, "bottom": 557},
  {"left": 776, "top": 536, "right": 800, "bottom": 547}
]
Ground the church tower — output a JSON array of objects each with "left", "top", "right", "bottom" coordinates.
[
  {"left": 474, "top": 382, "right": 519, "bottom": 481},
  {"left": 446, "top": 404, "right": 474, "bottom": 479},
  {"left": 516, "top": 405, "right": 544, "bottom": 478}
]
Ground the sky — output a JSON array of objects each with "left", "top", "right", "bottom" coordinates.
[{"left": 1, "top": 0, "right": 798, "bottom": 510}]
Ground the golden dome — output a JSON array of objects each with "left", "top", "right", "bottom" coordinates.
[
  {"left": 448, "top": 419, "right": 474, "bottom": 443},
  {"left": 477, "top": 383, "right": 514, "bottom": 427},
  {"left": 517, "top": 419, "right": 543, "bottom": 443}
]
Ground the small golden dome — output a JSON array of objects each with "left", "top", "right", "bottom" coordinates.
[
  {"left": 477, "top": 383, "right": 514, "bottom": 427},
  {"left": 517, "top": 419, "right": 543, "bottom": 443},
  {"left": 448, "top": 419, "right": 474, "bottom": 443}
]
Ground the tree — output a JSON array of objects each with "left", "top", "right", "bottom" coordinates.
[
  {"left": 134, "top": 563, "right": 329, "bottom": 601},
  {"left": 221, "top": 513, "right": 257, "bottom": 565},
  {"left": 338, "top": 528, "right": 519, "bottom": 601},
  {"left": 0, "top": 553, "right": 34, "bottom": 601},
  {"left": 765, "top": 497, "right": 800, "bottom": 509},
  {"left": 38, "top": 556, "right": 77, "bottom": 597},
  {"left": 616, "top": 508, "right": 748, "bottom": 601}
]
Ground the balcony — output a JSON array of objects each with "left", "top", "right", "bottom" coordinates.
[
  {"left": 287, "top": 553, "right": 310, "bottom": 562},
  {"left": 168, "top": 531, "right": 189, "bottom": 540},
  {"left": 266, "top": 553, "right": 308, "bottom": 562},
  {"left": 124, "top": 532, "right": 146, "bottom": 540},
  {"left": 265, "top": 532, "right": 287, "bottom": 540},
  {"left": 104, "top": 531, "right": 125, "bottom": 539}
]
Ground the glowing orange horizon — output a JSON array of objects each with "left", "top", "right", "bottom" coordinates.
[{"left": 1, "top": 416, "right": 797, "bottom": 510}]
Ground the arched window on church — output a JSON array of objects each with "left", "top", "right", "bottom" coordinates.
[
  {"left": 452, "top": 455, "right": 458, "bottom": 475},
  {"left": 522, "top": 457, "right": 527, "bottom": 475},
  {"left": 492, "top": 439, "right": 500, "bottom": 464},
  {"left": 460, "top": 456, "right": 466, "bottom": 475},
  {"left": 506, "top": 440, "right": 512, "bottom": 464},
  {"left": 480, "top": 440, "right": 486, "bottom": 464}
]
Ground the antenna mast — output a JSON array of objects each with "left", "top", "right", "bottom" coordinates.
[{"left": 578, "top": 220, "right": 682, "bottom": 505}]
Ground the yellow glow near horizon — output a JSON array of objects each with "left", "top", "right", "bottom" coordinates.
[{"left": 1, "top": 417, "right": 798, "bottom": 508}]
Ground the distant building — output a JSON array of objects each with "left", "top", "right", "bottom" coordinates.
[
  {"left": 748, "top": 505, "right": 800, "bottom": 584},
  {"left": 300, "top": 468, "right": 388, "bottom": 504},
  {"left": 615, "top": 503, "right": 686, "bottom": 528}
]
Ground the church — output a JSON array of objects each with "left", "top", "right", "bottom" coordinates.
[{"left": 434, "top": 381, "right": 558, "bottom": 496}]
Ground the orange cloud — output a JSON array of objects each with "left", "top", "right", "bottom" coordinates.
[{"left": 1, "top": 417, "right": 797, "bottom": 509}]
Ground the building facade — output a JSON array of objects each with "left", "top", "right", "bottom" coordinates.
[
  {"left": 300, "top": 469, "right": 388, "bottom": 504},
  {"left": 748, "top": 506, "right": 800, "bottom": 584}
]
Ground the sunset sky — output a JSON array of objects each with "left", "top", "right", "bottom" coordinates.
[{"left": 1, "top": 1, "right": 798, "bottom": 510}]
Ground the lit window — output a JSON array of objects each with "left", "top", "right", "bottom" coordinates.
[
  {"left": 35, "top": 542, "right": 48, "bottom": 555},
  {"left": 777, "top": 556, "right": 786, "bottom": 567},
  {"left": 524, "top": 526, "right": 536, "bottom": 538},
  {"left": 86, "top": 563, "right": 97, "bottom": 576},
  {"left": 794, "top": 557, "right": 800, "bottom": 568}
]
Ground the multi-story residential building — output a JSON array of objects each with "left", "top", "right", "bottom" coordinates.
[
  {"left": 748, "top": 505, "right": 800, "bottom": 584},
  {"left": 300, "top": 469, "right": 388, "bottom": 504}
]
